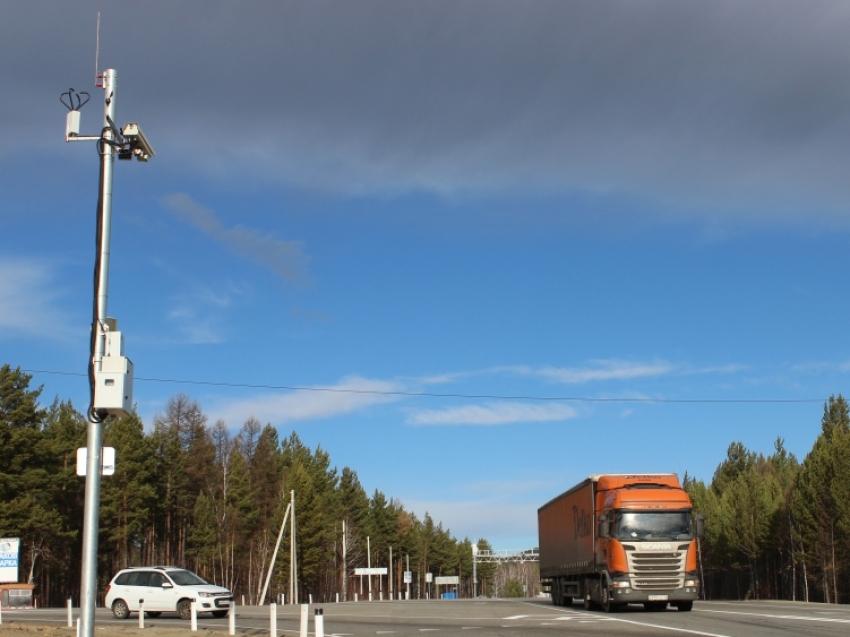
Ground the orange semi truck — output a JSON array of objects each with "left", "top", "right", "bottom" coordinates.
[{"left": 538, "top": 474, "right": 703, "bottom": 612}]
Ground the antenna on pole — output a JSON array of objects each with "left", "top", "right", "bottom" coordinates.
[{"left": 94, "top": 12, "right": 101, "bottom": 87}]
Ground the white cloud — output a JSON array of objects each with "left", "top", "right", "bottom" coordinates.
[
  {"left": 210, "top": 376, "right": 402, "bottom": 426},
  {"left": 402, "top": 497, "right": 539, "bottom": 547},
  {"left": 532, "top": 360, "right": 674, "bottom": 384},
  {"left": 407, "top": 402, "right": 577, "bottom": 426},
  {"left": 164, "top": 194, "right": 308, "bottom": 285},
  {"left": 0, "top": 258, "right": 75, "bottom": 339}
]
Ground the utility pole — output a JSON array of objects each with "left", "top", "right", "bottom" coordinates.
[
  {"left": 472, "top": 542, "right": 478, "bottom": 598},
  {"left": 290, "top": 490, "right": 297, "bottom": 604},
  {"left": 62, "top": 66, "right": 153, "bottom": 637}
]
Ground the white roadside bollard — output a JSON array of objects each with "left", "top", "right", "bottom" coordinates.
[
  {"left": 190, "top": 600, "right": 198, "bottom": 632},
  {"left": 314, "top": 608, "right": 325, "bottom": 637},
  {"left": 76, "top": 617, "right": 80, "bottom": 637},
  {"left": 269, "top": 602, "right": 277, "bottom": 637},
  {"left": 139, "top": 600, "right": 145, "bottom": 629},
  {"left": 335, "top": 593, "right": 339, "bottom": 603},
  {"left": 242, "top": 595, "right": 246, "bottom": 606},
  {"left": 229, "top": 607, "right": 236, "bottom": 636},
  {"left": 354, "top": 593, "right": 358, "bottom": 602},
  {"left": 309, "top": 594, "right": 313, "bottom": 604},
  {"left": 0, "top": 600, "right": 3, "bottom": 625},
  {"left": 299, "top": 603, "right": 308, "bottom": 637},
  {"left": 67, "top": 597, "right": 73, "bottom": 627}
]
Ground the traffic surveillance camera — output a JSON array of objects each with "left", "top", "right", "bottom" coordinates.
[{"left": 121, "top": 122, "right": 155, "bottom": 162}]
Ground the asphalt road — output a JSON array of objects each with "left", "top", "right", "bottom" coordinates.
[{"left": 4, "top": 598, "right": 849, "bottom": 637}]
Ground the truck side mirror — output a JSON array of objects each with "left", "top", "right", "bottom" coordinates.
[
  {"left": 695, "top": 513, "right": 705, "bottom": 538},
  {"left": 599, "top": 517, "right": 609, "bottom": 538}
]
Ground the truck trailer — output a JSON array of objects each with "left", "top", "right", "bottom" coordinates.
[{"left": 538, "top": 474, "right": 703, "bottom": 612}]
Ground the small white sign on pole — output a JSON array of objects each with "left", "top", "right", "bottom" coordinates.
[
  {"left": 403, "top": 571, "right": 413, "bottom": 584},
  {"left": 425, "top": 573, "right": 433, "bottom": 583},
  {"left": 435, "top": 576, "right": 459, "bottom": 585},
  {"left": 353, "top": 567, "right": 387, "bottom": 575},
  {"left": 76, "top": 447, "right": 115, "bottom": 476}
]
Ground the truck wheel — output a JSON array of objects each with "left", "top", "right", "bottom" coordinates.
[
  {"left": 676, "top": 601, "right": 693, "bottom": 612},
  {"left": 563, "top": 596, "right": 573, "bottom": 606},
  {"left": 601, "top": 585, "right": 619, "bottom": 613},
  {"left": 583, "top": 596, "right": 597, "bottom": 611}
]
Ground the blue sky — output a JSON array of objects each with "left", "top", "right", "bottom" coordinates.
[{"left": 3, "top": 2, "right": 850, "bottom": 549}]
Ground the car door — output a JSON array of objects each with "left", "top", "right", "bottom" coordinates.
[
  {"left": 124, "top": 571, "right": 151, "bottom": 612},
  {"left": 144, "top": 572, "right": 172, "bottom": 611}
]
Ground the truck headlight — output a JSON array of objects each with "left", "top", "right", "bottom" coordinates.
[
  {"left": 612, "top": 581, "right": 631, "bottom": 589},
  {"left": 684, "top": 579, "right": 698, "bottom": 587}
]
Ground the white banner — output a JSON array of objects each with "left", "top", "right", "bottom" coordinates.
[
  {"left": 0, "top": 537, "right": 20, "bottom": 583},
  {"left": 435, "top": 576, "right": 459, "bottom": 585}
]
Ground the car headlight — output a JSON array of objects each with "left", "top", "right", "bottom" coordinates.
[{"left": 198, "top": 591, "right": 213, "bottom": 598}]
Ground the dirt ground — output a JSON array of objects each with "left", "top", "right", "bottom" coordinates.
[{"left": 0, "top": 623, "right": 239, "bottom": 637}]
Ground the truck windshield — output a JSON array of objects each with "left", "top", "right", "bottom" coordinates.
[{"left": 616, "top": 511, "right": 693, "bottom": 540}]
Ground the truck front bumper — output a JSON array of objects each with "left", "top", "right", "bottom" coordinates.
[{"left": 611, "top": 586, "right": 699, "bottom": 603}]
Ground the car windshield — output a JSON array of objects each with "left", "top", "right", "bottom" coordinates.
[
  {"left": 615, "top": 511, "right": 693, "bottom": 540},
  {"left": 167, "top": 570, "right": 209, "bottom": 586}
]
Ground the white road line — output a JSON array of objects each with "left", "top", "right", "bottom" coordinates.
[
  {"left": 695, "top": 608, "right": 850, "bottom": 624},
  {"left": 503, "top": 615, "right": 529, "bottom": 619},
  {"left": 376, "top": 631, "right": 397, "bottom": 634},
  {"left": 518, "top": 601, "right": 734, "bottom": 637},
  {"left": 460, "top": 628, "right": 482, "bottom": 630}
]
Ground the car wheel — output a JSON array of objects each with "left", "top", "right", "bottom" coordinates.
[
  {"left": 112, "top": 599, "right": 130, "bottom": 620},
  {"left": 177, "top": 599, "right": 193, "bottom": 620},
  {"left": 145, "top": 611, "right": 162, "bottom": 618},
  {"left": 212, "top": 610, "right": 229, "bottom": 618}
]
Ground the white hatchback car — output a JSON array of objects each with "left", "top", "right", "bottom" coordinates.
[{"left": 105, "top": 566, "right": 233, "bottom": 620}]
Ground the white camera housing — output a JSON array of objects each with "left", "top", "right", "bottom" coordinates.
[{"left": 121, "top": 122, "right": 155, "bottom": 162}]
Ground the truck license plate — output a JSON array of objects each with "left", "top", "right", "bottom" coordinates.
[{"left": 648, "top": 595, "right": 669, "bottom": 601}]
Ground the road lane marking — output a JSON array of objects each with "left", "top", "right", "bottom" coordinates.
[
  {"left": 695, "top": 608, "right": 850, "bottom": 624},
  {"left": 519, "top": 601, "right": 734, "bottom": 637}
]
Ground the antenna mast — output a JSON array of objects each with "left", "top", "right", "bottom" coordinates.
[{"left": 94, "top": 12, "right": 101, "bottom": 87}]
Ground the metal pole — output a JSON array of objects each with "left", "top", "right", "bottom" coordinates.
[
  {"left": 389, "top": 546, "right": 393, "bottom": 599},
  {"left": 406, "top": 554, "right": 410, "bottom": 600},
  {"left": 367, "top": 537, "right": 372, "bottom": 600},
  {"left": 79, "top": 68, "right": 117, "bottom": 637},
  {"left": 290, "top": 490, "right": 297, "bottom": 604},
  {"left": 473, "top": 544, "right": 478, "bottom": 598}
]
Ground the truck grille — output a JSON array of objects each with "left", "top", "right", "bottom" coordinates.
[{"left": 625, "top": 549, "right": 685, "bottom": 591}]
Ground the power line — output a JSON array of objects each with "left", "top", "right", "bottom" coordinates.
[{"left": 20, "top": 368, "right": 827, "bottom": 404}]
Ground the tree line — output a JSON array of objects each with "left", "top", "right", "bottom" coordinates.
[
  {"left": 0, "top": 365, "right": 482, "bottom": 607},
  {"left": 685, "top": 395, "right": 850, "bottom": 604}
]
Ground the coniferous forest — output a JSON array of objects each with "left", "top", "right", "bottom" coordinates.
[
  {"left": 0, "top": 365, "right": 477, "bottom": 607},
  {"left": 2, "top": 363, "right": 849, "bottom": 606}
]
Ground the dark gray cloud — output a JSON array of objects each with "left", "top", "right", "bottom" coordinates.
[{"left": 4, "top": 1, "right": 850, "bottom": 221}]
